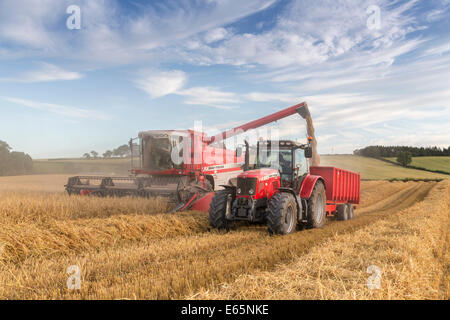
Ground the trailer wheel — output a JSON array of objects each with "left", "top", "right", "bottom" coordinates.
[
  {"left": 347, "top": 204, "right": 354, "bottom": 220},
  {"left": 337, "top": 204, "right": 349, "bottom": 221},
  {"left": 306, "top": 181, "right": 326, "bottom": 228},
  {"left": 209, "top": 190, "right": 232, "bottom": 229},
  {"left": 267, "top": 193, "right": 298, "bottom": 235}
]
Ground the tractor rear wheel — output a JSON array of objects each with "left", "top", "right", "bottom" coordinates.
[
  {"left": 337, "top": 204, "right": 349, "bottom": 221},
  {"left": 209, "top": 189, "right": 232, "bottom": 229},
  {"left": 267, "top": 193, "right": 298, "bottom": 235},
  {"left": 347, "top": 204, "right": 354, "bottom": 220},
  {"left": 306, "top": 181, "right": 326, "bottom": 228}
]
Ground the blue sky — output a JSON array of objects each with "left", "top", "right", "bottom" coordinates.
[{"left": 0, "top": 0, "right": 449, "bottom": 158}]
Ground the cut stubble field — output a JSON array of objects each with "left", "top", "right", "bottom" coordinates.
[{"left": 0, "top": 175, "right": 448, "bottom": 300}]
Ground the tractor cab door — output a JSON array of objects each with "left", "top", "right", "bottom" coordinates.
[
  {"left": 293, "top": 148, "right": 309, "bottom": 191},
  {"left": 278, "top": 149, "right": 294, "bottom": 187}
]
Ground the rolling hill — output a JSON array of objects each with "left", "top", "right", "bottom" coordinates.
[
  {"left": 320, "top": 155, "right": 449, "bottom": 180},
  {"left": 385, "top": 156, "right": 450, "bottom": 174}
]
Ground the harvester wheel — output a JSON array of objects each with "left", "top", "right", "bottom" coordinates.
[
  {"left": 337, "top": 204, "right": 349, "bottom": 221},
  {"left": 306, "top": 181, "right": 326, "bottom": 228},
  {"left": 209, "top": 190, "right": 232, "bottom": 229},
  {"left": 267, "top": 193, "right": 297, "bottom": 235},
  {"left": 347, "top": 204, "right": 354, "bottom": 220}
]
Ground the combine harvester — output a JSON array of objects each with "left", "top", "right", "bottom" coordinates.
[
  {"left": 66, "top": 102, "right": 316, "bottom": 212},
  {"left": 209, "top": 133, "right": 361, "bottom": 234}
]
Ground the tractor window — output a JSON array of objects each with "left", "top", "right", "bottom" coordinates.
[
  {"left": 258, "top": 149, "right": 293, "bottom": 175},
  {"left": 295, "top": 148, "right": 308, "bottom": 176}
]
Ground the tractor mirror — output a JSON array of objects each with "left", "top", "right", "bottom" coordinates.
[
  {"left": 236, "top": 147, "right": 243, "bottom": 158},
  {"left": 304, "top": 146, "right": 313, "bottom": 159}
]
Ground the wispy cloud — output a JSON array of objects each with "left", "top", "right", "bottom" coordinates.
[
  {"left": 0, "top": 63, "right": 83, "bottom": 83},
  {"left": 134, "top": 69, "right": 240, "bottom": 109},
  {"left": 0, "top": 0, "right": 276, "bottom": 65},
  {"left": 177, "top": 0, "right": 424, "bottom": 69},
  {"left": 135, "top": 70, "right": 187, "bottom": 98},
  {"left": 177, "top": 87, "right": 241, "bottom": 109},
  {"left": 1, "top": 96, "right": 110, "bottom": 120}
]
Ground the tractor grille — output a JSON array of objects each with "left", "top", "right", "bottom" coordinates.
[{"left": 237, "top": 177, "right": 258, "bottom": 196}]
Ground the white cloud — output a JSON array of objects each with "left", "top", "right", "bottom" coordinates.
[
  {"left": 204, "top": 28, "right": 229, "bottom": 43},
  {"left": 1, "top": 63, "right": 83, "bottom": 83},
  {"left": 177, "top": 87, "right": 240, "bottom": 109},
  {"left": 1, "top": 96, "right": 110, "bottom": 120},
  {"left": 135, "top": 70, "right": 187, "bottom": 98},
  {"left": 179, "top": 0, "right": 424, "bottom": 69},
  {"left": 0, "top": 0, "right": 276, "bottom": 65},
  {"left": 424, "top": 43, "right": 450, "bottom": 56},
  {"left": 244, "top": 92, "right": 300, "bottom": 103},
  {"left": 426, "top": 7, "right": 449, "bottom": 22},
  {"left": 134, "top": 69, "right": 241, "bottom": 109},
  {"left": 0, "top": 0, "right": 62, "bottom": 49}
]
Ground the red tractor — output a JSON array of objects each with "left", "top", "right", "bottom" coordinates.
[{"left": 209, "top": 139, "right": 360, "bottom": 234}]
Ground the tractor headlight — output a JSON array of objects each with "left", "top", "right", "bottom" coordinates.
[
  {"left": 249, "top": 188, "right": 254, "bottom": 195},
  {"left": 237, "top": 188, "right": 241, "bottom": 194}
]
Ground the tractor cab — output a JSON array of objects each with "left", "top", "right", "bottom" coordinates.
[{"left": 253, "top": 140, "right": 312, "bottom": 189}]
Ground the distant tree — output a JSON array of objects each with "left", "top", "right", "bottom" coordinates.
[
  {"left": 0, "top": 141, "right": 11, "bottom": 175},
  {"left": 83, "top": 153, "right": 91, "bottom": 159},
  {"left": 397, "top": 151, "right": 412, "bottom": 167},
  {"left": 90, "top": 150, "right": 99, "bottom": 158},
  {"left": 0, "top": 140, "right": 11, "bottom": 153},
  {"left": 113, "top": 144, "right": 131, "bottom": 158},
  {"left": 8, "top": 152, "right": 33, "bottom": 175},
  {"left": 103, "top": 150, "right": 113, "bottom": 158},
  {"left": 0, "top": 140, "right": 33, "bottom": 176}
]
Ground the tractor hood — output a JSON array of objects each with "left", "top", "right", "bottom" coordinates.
[{"left": 238, "top": 168, "right": 280, "bottom": 181}]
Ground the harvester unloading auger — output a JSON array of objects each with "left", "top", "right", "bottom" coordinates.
[{"left": 65, "top": 102, "right": 319, "bottom": 212}]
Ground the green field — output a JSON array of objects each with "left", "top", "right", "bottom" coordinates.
[
  {"left": 320, "top": 155, "right": 449, "bottom": 180},
  {"left": 33, "top": 158, "right": 134, "bottom": 175},
  {"left": 385, "top": 156, "right": 450, "bottom": 174}
]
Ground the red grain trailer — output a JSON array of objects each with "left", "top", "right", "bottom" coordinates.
[{"left": 310, "top": 166, "right": 360, "bottom": 220}]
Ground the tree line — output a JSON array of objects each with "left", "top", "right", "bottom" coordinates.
[
  {"left": 353, "top": 145, "right": 450, "bottom": 158},
  {"left": 83, "top": 143, "right": 139, "bottom": 159},
  {"left": 0, "top": 140, "right": 33, "bottom": 176}
]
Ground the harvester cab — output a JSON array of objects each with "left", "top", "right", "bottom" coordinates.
[{"left": 140, "top": 131, "right": 178, "bottom": 171}]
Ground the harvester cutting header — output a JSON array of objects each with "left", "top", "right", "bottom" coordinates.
[{"left": 66, "top": 102, "right": 317, "bottom": 211}]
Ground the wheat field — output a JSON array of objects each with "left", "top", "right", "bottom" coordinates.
[{"left": 0, "top": 175, "right": 448, "bottom": 299}]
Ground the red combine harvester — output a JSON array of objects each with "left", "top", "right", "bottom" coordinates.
[
  {"left": 66, "top": 102, "right": 314, "bottom": 212},
  {"left": 209, "top": 139, "right": 360, "bottom": 234}
]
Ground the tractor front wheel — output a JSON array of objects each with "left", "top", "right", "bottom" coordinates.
[
  {"left": 306, "top": 181, "right": 326, "bottom": 228},
  {"left": 267, "top": 193, "right": 298, "bottom": 235},
  {"left": 209, "top": 190, "right": 232, "bottom": 229}
]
